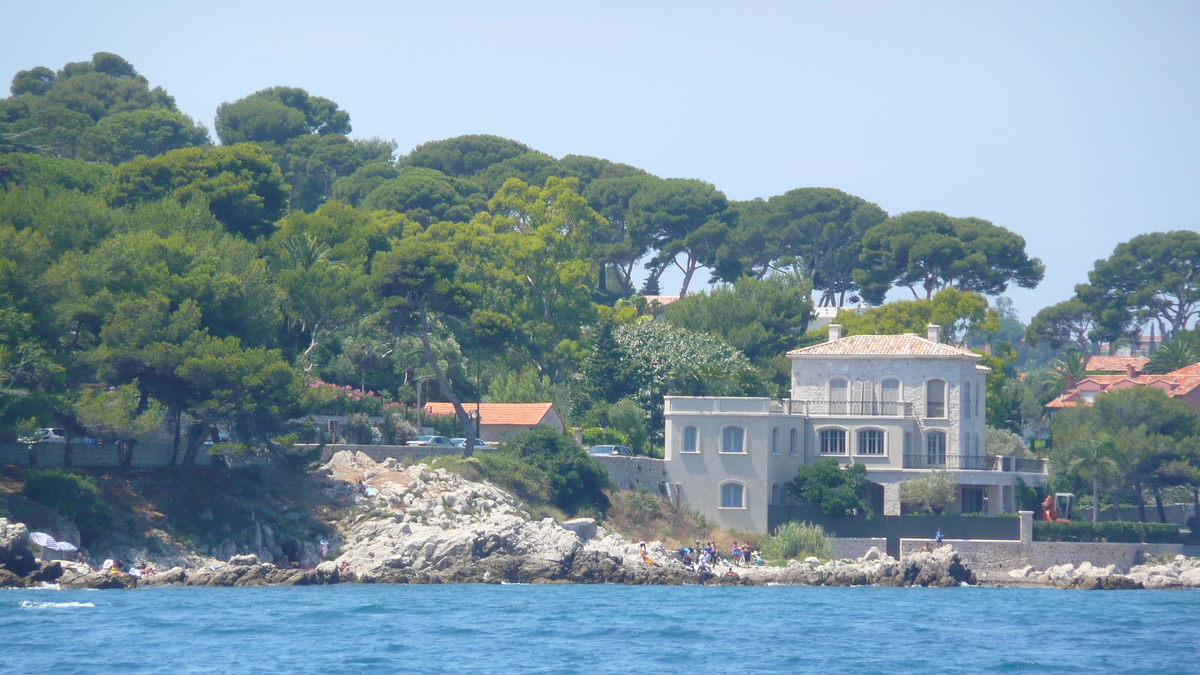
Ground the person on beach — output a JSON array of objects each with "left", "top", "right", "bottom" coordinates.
[
  {"left": 935, "top": 529, "right": 943, "bottom": 548},
  {"left": 742, "top": 545, "right": 752, "bottom": 567},
  {"left": 731, "top": 542, "right": 742, "bottom": 567}
]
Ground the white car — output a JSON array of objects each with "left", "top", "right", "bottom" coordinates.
[
  {"left": 450, "top": 438, "right": 488, "bottom": 449},
  {"left": 405, "top": 435, "right": 455, "bottom": 447},
  {"left": 20, "top": 428, "right": 67, "bottom": 444}
]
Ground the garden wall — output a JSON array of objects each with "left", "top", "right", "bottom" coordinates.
[
  {"left": 592, "top": 456, "right": 668, "bottom": 493},
  {"left": 899, "top": 538, "right": 1189, "bottom": 573},
  {"left": 0, "top": 443, "right": 214, "bottom": 467}
]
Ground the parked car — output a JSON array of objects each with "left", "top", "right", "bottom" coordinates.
[
  {"left": 588, "top": 445, "right": 632, "bottom": 456},
  {"left": 405, "top": 435, "right": 455, "bottom": 447},
  {"left": 450, "top": 438, "right": 488, "bottom": 449},
  {"left": 19, "top": 428, "right": 67, "bottom": 444},
  {"left": 202, "top": 431, "right": 232, "bottom": 446}
]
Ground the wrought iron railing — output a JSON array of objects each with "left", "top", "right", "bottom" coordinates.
[
  {"left": 783, "top": 400, "right": 913, "bottom": 417},
  {"left": 904, "top": 454, "right": 1047, "bottom": 473}
]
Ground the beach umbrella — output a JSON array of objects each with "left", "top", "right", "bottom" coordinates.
[
  {"left": 29, "top": 532, "right": 56, "bottom": 547},
  {"left": 48, "top": 541, "right": 77, "bottom": 552}
]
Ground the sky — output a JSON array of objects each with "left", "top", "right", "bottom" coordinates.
[{"left": 1, "top": 1, "right": 1197, "bottom": 323}]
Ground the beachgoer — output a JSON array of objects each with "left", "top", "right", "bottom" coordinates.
[
  {"left": 742, "top": 545, "right": 751, "bottom": 567},
  {"left": 318, "top": 539, "right": 330, "bottom": 558},
  {"left": 935, "top": 529, "right": 943, "bottom": 548},
  {"left": 920, "top": 543, "right": 931, "bottom": 553},
  {"left": 731, "top": 542, "right": 742, "bottom": 567}
]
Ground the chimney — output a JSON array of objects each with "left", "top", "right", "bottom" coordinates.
[
  {"left": 1063, "top": 371, "right": 1076, "bottom": 392},
  {"left": 926, "top": 324, "right": 941, "bottom": 343},
  {"left": 828, "top": 324, "right": 842, "bottom": 342},
  {"left": 1126, "top": 363, "right": 1138, "bottom": 378}
]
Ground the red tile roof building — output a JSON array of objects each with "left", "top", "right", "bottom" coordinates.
[
  {"left": 1046, "top": 362, "right": 1200, "bottom": 413},
  {"left": 422, "top": 402, "right": 565, "bottom": 442}
]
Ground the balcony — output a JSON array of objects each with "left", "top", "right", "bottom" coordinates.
[
  {"left": 779, "top": 399, "right": 913, "bottom": 417},
  {"left": 903, "top": 454, "right": 1048, "bottom": 474}
]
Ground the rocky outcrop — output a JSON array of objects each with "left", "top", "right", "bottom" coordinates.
[
  {"left": 746, "top": 546, "right": 976, "bottom": 588},
  {"left": 997, "top": 555, "right": 1200, "bottom": 590},
  {"left": 0, "top": 517, "right": 37, "bottom": 581}
]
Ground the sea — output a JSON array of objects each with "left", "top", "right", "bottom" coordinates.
[{"left": 2, "top": 583, "right": 1197, "bottom": 674}]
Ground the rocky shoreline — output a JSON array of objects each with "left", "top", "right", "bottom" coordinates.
[{"left": 3, "top": 451, "right": 1199, "bottom": 591}]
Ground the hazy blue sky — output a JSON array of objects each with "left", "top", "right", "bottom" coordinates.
[{"left": 2, "top": 1, "right": 1197, "bottom": 322}]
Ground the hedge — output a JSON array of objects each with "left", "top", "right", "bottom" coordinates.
[{"left": 1033, "top": 520, "right": 1179, "bottom": 544}]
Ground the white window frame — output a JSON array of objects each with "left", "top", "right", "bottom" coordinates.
[
  {"left": 719, "top": 481, "right": 746, "bottom": 509},
  {"left": 926, "top": 379, "right": 946, "bottom": 419},
  {"left": 926, "top": 430, "right": 947, "bottom": 465},
  {"left": 681, "top": 425, "right": 698, "bottom": 453},
  {"left": 771, "top": 427, "right": 781, "bottom": 455},
  {"left": 720, "top": 426, "right": 745, "bottom": 454},
  {"left": 818, "top": 427, "right": 847, "bottom": 455},
  {"left": 856, "top": 428, "right": 886, "bottom": 456}
]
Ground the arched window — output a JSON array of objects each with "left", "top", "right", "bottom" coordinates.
[
  {"left": 789, "top": 428, "right": 800, "bottom": 456},
  {"left": 771, "top": 427, "right": 781, "bottom": 455},
  {"left": 926, "top": 379, "right": 946, "bottom": 418},
  {"left": 882, "top": 379, "right": 900, "bottom": 415},
  {"left": 721, "top": 427, "right": 745, "bottom": 454},
  {"left": 964, "top": 382, "right": 972, "bottom": 419},
  {"left": 720, "top": 482, "right": 745, "bottom": 509},
  {"left": 829, "top": 378, "right": 849, "bottom": 414},
  {"left": 857, "top": 429, "right": 885, "bottom": 455},
  {"left": 926, "top": 431, "right": 946, "bottom": 465},
  {"left": 682, "top": 426, "right": 698, "bottom": 453},
  {"left": 819, "top": 428, "right": 846, "bottom": 455},
  {"left": 771, "top": 483, "right": 780, "bottom": 506}
]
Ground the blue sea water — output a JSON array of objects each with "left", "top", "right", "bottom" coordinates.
[{"left": 2, "top": 584, "right": 1197, "bottom": 674}]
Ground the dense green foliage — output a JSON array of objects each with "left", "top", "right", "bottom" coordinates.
[
  {"left": 786, "top": 459, "right": 873, "bottom": 518},
  {"left": 485, "top": 426, "right": 612, "bottom": 515},
  {"left": 4, "top": 52, "right": 1197, "bottom": 510},
  {"left": 22, "top": 468, "right": 113, "bottom": 544},
  {"left": 1033, "top": 520, "right": 1179, "bottom": 544}
]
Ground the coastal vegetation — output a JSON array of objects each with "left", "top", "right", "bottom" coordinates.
[
  {"left": 761, "top": 521, "right": 833, "bottom": 564},
  {"left": 0, "top": 52, "right": 1198, "bottom": 536}
]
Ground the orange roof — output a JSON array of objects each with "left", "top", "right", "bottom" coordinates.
[
  {"left": 789, "top": 334, "right": 980, "bottom": 359},
  {"left": 1046, "top": 369, "right": 1200, "bottom": 409},
  {"left": 1085, "top": 355, "right": 1148, "bottom": 372},
  {"left": 423, "top": 402, "right": 556, "bottom": 426}
]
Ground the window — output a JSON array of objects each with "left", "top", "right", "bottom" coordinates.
[
  {"left": 926, "top": 431, "right": 946, "bottom": 465},
  {"left": 819, "top": 428, "right": 846, "bottom": 455},
  {"left": 771, "top": 483, "right": 781, "bottom": 506},
  {"left": 976, "top": 380, "right": 982, "bottom": 418},
  {"left": 882, "top": 379, "right": 900, "bottom": 415},
  {"left": 904, "top": 431, "right": 913, "bottom": 455},
  {"left": 926, "top": 379, "right": 946, "bottom": 418},
  {"left": 771, "top": 427, "right": 781, "bottom": 455},
  {"left": 830, "top": 378, "right": 848, "bottom": 414},
  {"left": 789, "top": 428, "right": 800, "bottom": 456},
  {"left": 721, "top": 427, "right": 745, "bottom": 454},
  {"left": 682, "top": 426, "right": 698, "bottom": 453},
  {"left": 857, "top": 429, "right": 885, "bottom": 455},
  {"left": 964, "top": 383, "right": 972, "bottom": 419},
  {"left": 720, "top": 482, "right": 744, "bottom": 508},
  {"left": 962, "top": 486, "right": 985, "bottom": 514}
]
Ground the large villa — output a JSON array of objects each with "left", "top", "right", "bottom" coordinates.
[{"left": 662, "top": 323, "right": 1049, "bottom": 533}]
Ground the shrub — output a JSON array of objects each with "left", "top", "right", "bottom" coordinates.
[
  {"left": 582, "top": 427, "right": 629, "bottom": 447},
  {"left": 900, "top": 471, "right": 957, "bottom": 515},
  {"left": 787, "top": 459, "right": 873, "bottom": 518},
  {"left": 1033, "top": 520, "right": 1179, "bottom": 544},
  {"left": 492, "top": 426, "right": 612, "bottom": 515},
  {"left": 761, "top": 521, "right": 832, "bottom": 564},
  {"left": 23, "top": 469, "right": 113, "bottom": 545}
]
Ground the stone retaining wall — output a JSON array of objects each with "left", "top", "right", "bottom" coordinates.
[
  {"left": 302, "top": 444, "right": 475, "bottom": 465},
  {"left": 898, "top": 538, "right": 1196, "bottom": 573},
  {"left": 1076, "top": 504, "right": 1197, "bottom": 528},
  {"left": 592, "top": 455, "right": 668, "bottom": 493},
  {"left": 0, "top": 443, "right": 214, "bottom": 468},
  {"left": 832, "top": 537, "right": 887, "bottom": 560}
]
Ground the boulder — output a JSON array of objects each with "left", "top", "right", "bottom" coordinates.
[
  {"left": 25, "top": 560, "right": 63, "bottom": 584},
  {"left": 0, "top": 518, "right": 37, "bottom": 577},
  {"left": 560, "top": 518, "right": 597, "bottom": 541},
  {"left": 228, "top": 553, "right": 260, "bottom": 566}
]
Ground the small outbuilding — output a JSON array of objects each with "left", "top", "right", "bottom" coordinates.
[{"left": 422, "top": 402, "right": 565, "bottom": 443}]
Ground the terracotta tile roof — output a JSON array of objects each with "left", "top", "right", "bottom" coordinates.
[
  {"left": 788, "top": 334, "right": 980, "bottom": 358},
  {"left": 1085, "top": 355, "right": 1148, "bottom": 372},
  {"left": 1045, "top": 369, "right": 1200, "bottom": 409},
  {"left": 423, "top": 402, "right": 556, "bottom": 426}
]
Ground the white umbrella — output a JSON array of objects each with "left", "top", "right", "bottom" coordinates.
[
  {"left": 29, "top": 532, "right": 56, "bottom": 548},
  {"left": 48, "top": 541, "right": 77, "bottom": 552}
]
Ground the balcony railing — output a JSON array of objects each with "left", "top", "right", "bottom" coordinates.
[
  {"left": 903, "top": 454, "right": 1048, "bottom": 474},
  {"left": 781, "top": 399, "right": 913, "bottom": 417}
]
